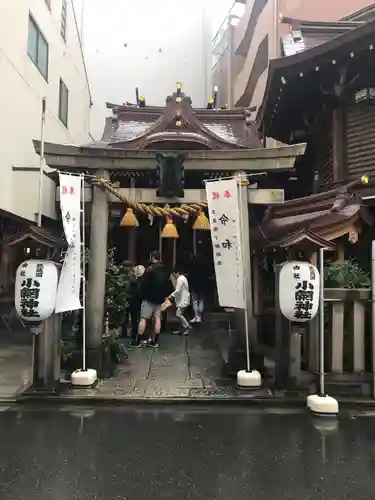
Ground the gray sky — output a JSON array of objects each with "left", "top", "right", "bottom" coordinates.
[
  {"left": 74, "top": 0, "right": 235, "bottom": 44},
  {"left": 73, "top": 0, "right": 235, "bottom": 138}
]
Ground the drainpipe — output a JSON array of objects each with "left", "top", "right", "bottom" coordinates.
[
  {"left": 227, "top": 16, "right": 234, "bottom": 109},
  {"left": 202, "top": 0, "right": 211, "bottom": 105},
  {"left": 37, "top": 97, "right": 46, "bottom": 228},
  {"left": 270, "top": 0, "right": 280, "bottom": 148},
  {"left": 274, "top": 0, "right": 280, "bottom": 59}
]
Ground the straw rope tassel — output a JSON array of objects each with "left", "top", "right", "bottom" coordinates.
[{"left": 92, "top": 178, "right": 208, "bottom": 218}]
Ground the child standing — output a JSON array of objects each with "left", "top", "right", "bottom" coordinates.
[{"left": 168, "top": 268, "right": 191, "bottom": 336}]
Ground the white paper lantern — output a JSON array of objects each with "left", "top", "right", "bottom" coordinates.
[
  {"left": 15, "top": 260, "right": 59, "bottom": 323},
  {"left": 279, "top": 261, "right": 320, "bottom": 323}
]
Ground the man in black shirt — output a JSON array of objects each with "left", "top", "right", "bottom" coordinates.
[{"left": 129, "top": 250, "right": 172, "bottom": 348}]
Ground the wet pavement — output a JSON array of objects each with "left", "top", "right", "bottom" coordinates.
[
  {"left": 74, "top": 328, "right": 271, "bottom": 400},
  {"left": 1, "top": 404, "right": 375, "bottom": 499},
  {"left": 0, "top": 329, "right": 32, "bottom": 398}
]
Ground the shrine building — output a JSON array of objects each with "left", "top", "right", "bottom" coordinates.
[{"left": 32, "top": 84, "right": 306, "bottom": 365}]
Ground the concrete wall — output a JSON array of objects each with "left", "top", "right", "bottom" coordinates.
[
  {"left": 231, "top": 0, "right": 374, "bottom": 111},
  {"left": 0, "top": 0, "right": 91, "bottom": 221}
]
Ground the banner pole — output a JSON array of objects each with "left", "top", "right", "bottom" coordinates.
[
  {"left": 318, "top": 247, "right": 325, "bottom": 396},
  {"left": 235, "top": 171, "right": 261, "bottom": 389},
  {"left": 237, "top": 173, "right": 251, "bottom": 372},
  {"left": 306, "top": 248, "right": 338, "bottom": 415},
  {"left": 372, "top": 240, "right": 375, "bottom": 398},
  {"left": 58, "top": 172, "right": 97, "bottom": 387},
  {"left": 81, "top": 174, "right": 87, "bottom": 371}
]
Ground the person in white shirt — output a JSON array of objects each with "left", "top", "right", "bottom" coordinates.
[{"left": 168, "top": 267, "right": 191, "bottom": 336}]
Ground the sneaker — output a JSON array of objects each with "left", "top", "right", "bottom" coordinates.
[
  {"left": 142, "top": 338, "right": 150, "bottom": 345},
  {"left": 182, "top": 326, "right": 191, "bottom": 336},
  {"left": 172, "top": 330, "right": 181, "bottom": 336},
  {"left": 148, "top": 340, "right": 159, "bottom": 348},
  {"left": 196, "top": 316, "right": 202, "bottom": 323},
  {"left": 128, "top": 339, "right": 142, "bottom": 348},
  {"left": 190, "top": 317, "right": 199, "bottom": 324}
]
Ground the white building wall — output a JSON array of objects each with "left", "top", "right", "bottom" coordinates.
[{"left": 0, "top": 0, "right": 91, "bottom": 221}]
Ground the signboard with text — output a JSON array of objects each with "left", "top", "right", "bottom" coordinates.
[
  {"left": 55, "top": 173, "right": 82, "bottom": 313},
  {"left": 205, "top": 178, "right": 245, "bottom": 309}
]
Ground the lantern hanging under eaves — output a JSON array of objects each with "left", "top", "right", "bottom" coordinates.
[{"left": 279, "top": 261, "right": 320, "bottom": 323}]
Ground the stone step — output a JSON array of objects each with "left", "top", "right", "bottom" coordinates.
[{"left": 324, "top": 381, "right": 368, "bottom": 397}]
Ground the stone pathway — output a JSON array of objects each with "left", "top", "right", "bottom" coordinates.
[
  {"left": 86, "top": 328, "right": 271, "bottom": 399},
  {"left": 0, "top": 329, "right": 32, "bottom": 398}
]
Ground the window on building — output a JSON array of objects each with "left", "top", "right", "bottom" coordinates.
[
  {"left": 59, "top": 79, "right": 69, "bottom": 127},
  {"left": 27, "top": 15, "right": 49, "bottom": 79},
  {"left": 61, "top": 0, "right": 67, "bottom": 40},
  {"left": 44, "top": 0, "right": 51, "bottom": 9}
]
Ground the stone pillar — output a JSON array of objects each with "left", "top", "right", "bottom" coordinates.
[
  {"left": 127, "top": 228, "right": 136, "bottom": 264},
  {"left": 127, "top": 177, "right": 137, "bottom": 264},
  {"left": 36, "top": 314, "right": 62, "bottom": 391},
  {"left": 252, "top": 254, "right": 261, "bottom": 315},
  {"left": 274, "top": 262, "right": 291, "bottom": 389},
  {"left": 87, "top": 170, "right": 109, "bottom": 360},
  {"left": 308, "top": 252, "right": 319, "bottom": 371}
]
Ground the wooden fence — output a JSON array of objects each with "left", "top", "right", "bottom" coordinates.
[
  {"left": 307, "top": 288, "right": 371, "bottom": 375},
  {"left": 257, "top": 287, "right": 372, "bottom": 395}
]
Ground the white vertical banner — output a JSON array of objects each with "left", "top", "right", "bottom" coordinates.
[
  {"left": 55, "top": 173, "right": 82, "bottom": 313},
  {"left": 206, "top": 178, "right": 245, "bottom": 309}
]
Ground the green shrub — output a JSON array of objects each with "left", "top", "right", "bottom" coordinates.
[
  {"left": 105, "top": 248, "right": 131, "bottom": 327},
  {"left": 324, "top": 259, "right": 371, "bottom": 289}
]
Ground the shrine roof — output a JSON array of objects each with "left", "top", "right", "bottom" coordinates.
[
  {"left": 96, "top": 94, "right": 261, "bottom": 150},
  {"left": 258, "top": 18, "right": 375, "bottom": 143},
  {"left": 255, "top": 181, "right": 373, "bottom": 249},
  {"left": 0, "top": 209, "right": 66, "bottom": 249},
  {"left": 0, "top": 225, "right": 66, "bottom": 249},
  {"left": 0, "top": 207, "right": 36, "bottom": 227},
  {"left": 264, "top": 229, "right": 336, "bottom": 250}
]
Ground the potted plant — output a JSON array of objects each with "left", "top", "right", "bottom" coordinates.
[{"left": 324, "top": 259, "right": 371, "bottom": 301}]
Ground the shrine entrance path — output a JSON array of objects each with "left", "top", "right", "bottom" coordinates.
[{"left": 94, "top": 327, "right": 265, "bottom": 399}]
